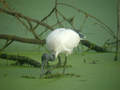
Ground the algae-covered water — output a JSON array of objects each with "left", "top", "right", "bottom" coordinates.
[
  {"left": 0, "top": 52, "right": 120, "bottom": 90},
  {"left": 0, "top": 0, "right": 120, "bottom": 90}
]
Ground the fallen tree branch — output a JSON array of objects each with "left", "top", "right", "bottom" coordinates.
[
  {"left": 0, "top": 34, "right": 45, "bottom": 45},
  {"left": 81, "top": 40, "right": 107, "bottom": 52},
  {"left": 0, "top": 53, "right": 41, "bottom": 67},
  {"left": 0, "top": 34, "right": 108, "bottom": 52}
]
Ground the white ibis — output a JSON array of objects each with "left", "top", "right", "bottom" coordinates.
[{"left": 40, "top": 28, "right": 85, "bottom": 77}]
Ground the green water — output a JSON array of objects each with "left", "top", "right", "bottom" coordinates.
[
  {"left": 0, "top": 52, "right": 120, "bottom": 90},
  {"left": 0, "top": 0, "right": 120, "bottom": 90}
]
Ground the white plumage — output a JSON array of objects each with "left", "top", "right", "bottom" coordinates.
[
  {"left": 46, "top": 28, "right": 81, "bottom": 58},
  {"left": 40, "top": 28, "right": 85, "bottom": 76}
]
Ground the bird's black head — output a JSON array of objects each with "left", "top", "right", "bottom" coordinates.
[
  {"left": 75, "top": 30, "right": 86, "bottom": 39},
  {"left": 41, "top": 53, "right": 55, "bottom": 62},
  {"left": 40, "top": 53, "right": 55, "bottom": 77}
]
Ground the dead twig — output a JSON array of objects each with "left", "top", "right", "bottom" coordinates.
[
  {"left": 114, "top": 0, "right": 120, "bottom": 61},
  {"left": 57, "top": 3, "right": 116, "bottom": 39},
  {"left": 0, "top": 34, "right": 45, "bottom": 45},
  {"left": 0, "top": 8, "right": 53, "bottom": 30},
  {"left": 0, "top": 40, "right": 14, "bottom": 51}
]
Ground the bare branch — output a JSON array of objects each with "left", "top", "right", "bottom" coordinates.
[
  {"left": 57, "top": 10, "right": 76, "bottom": 29},
  {"left": 0, "top": 34, "right": 45, "bottom": 45},
  {"left": 0, "top": 0, "right": 11, "bottom": 10},
  {"left": 31, "top": 30, "right": 40, "bottom": 40},
  {"left": 16, "top": 16, "right": 30, "bottom": 30},
  {"left": 0, "top": 40, "right": 13, "bottom": 51},
  {"left": 0, "top": 34, "right": 109, "bottom": 52},
  {"left": 31, "top": 7, "right": 56, "bottom": 32},
  {"left": 114, "top": 0, "right": 120, "bottom": 61},
  {"left": 80, "top": 15, "right": 88, "bottom": 31},
  {"left": 0, "top": 8, "right": 53, "bottom": 30},
  {"left": 57, "top": 3, "right": 116, "bottom": 38}
]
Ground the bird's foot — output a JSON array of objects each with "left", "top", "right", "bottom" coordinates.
[{"left": 45, "top": 70, "right": 52, "bottom": 75}]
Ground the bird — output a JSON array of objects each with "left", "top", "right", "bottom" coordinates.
[{"left": 40, "top": 28, "right": 85, "bottom": 77}]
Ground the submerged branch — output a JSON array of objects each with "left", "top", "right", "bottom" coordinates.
[
  {"left": 81, "top": 40, "right": 107, "bottom": 52},
  {"left": 0, "top": 53, "right": 41, "bottom": 67}
]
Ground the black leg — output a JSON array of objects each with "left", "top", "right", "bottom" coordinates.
[
  {"left": 45, "top": 61, "right": 52, "bottom": 75},
  {"left": 57, "top": 55, "right": 61, "bottom": 66},
  {"left": 40, "top": 60, "right": 47, "bottom": 77},
  {"left": 62, "top": 55, "right": 67, "bottom": 74},
  {"left": 46, "top": 62, "right": 50, "bottom": 68},
  {"left": 40, "top": 63, "right": 45, "bottom": 77}
]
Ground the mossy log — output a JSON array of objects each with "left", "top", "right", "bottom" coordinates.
[
  {"left": 81, "top": 40, "right": 107, "bottom": 52},
  {"left": 0, "top": 53, "right": 41, "bottom": 67}
]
